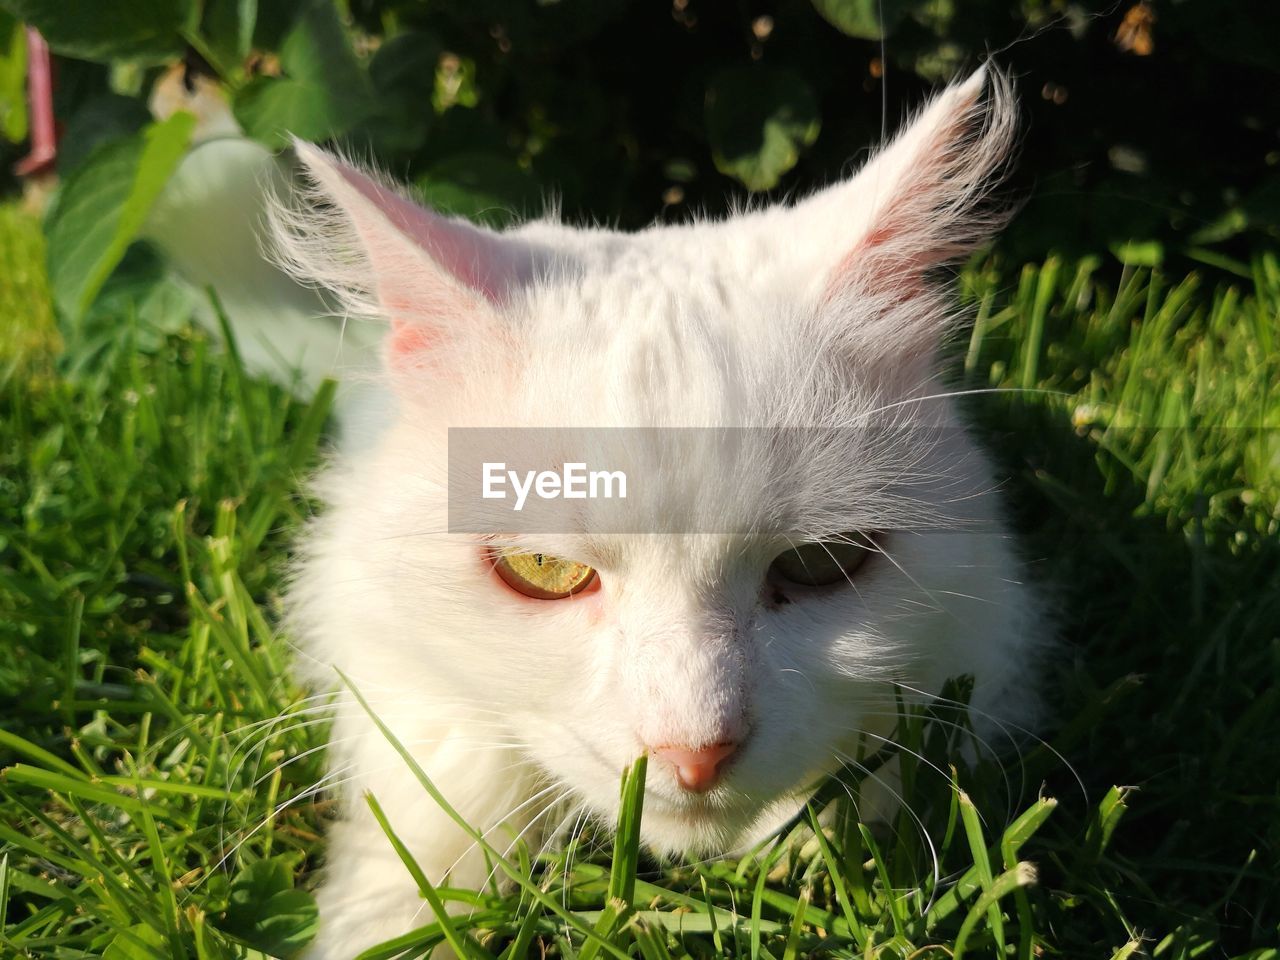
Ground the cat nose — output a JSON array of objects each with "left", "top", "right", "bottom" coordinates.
[{"left": 650, "top": 741, "right": 739, "bottom": 792}]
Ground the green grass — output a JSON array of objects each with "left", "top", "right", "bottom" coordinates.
[
  {"left": 1, "top": 198, "right": 1278, "bottom": 958},
  {"left": 0, "top": 203, "right": 58, "bottom": 380}
]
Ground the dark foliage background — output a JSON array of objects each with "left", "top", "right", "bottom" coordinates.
[{"left": 1, "top": 0, "right": 1278, "bottom": 300}]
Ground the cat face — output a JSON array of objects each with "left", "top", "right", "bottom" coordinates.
[{"left": 281, "top": 67, "right": 1040, "bottom": 852}]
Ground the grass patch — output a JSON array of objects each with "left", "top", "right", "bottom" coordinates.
[
  {"left": 0, "top": 204, "right": 59, "bottom": 378},
  {"left": 1, "top": 217, "right": 1277, "bottom": 958}
]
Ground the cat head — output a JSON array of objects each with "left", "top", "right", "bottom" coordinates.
[{"left": 279, "top": 66, "right": 1035, "bottom": 852}]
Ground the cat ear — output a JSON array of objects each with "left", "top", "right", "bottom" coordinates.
[
  {"left": 277, "top": 141, "right": 536, "bottom": 365},
  {"left": 790, "top": 66, "right": 1015, "bottom": 353}
]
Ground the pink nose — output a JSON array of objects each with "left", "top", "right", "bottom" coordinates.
[{"left": 650, "top": 742, "right": 739, "bottom": 792}]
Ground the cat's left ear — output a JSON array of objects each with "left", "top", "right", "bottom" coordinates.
[
  {"left": 274, "top": 141, "right": 540, "bottom": 368},
  {"left": 786, "top": 65, "right": 1016, "bottom": 353}
]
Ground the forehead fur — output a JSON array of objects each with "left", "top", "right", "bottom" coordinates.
[{"left": 510, "top": 266, "right": 790, "bottom": 426}]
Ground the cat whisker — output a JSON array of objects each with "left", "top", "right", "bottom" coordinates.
[
  {"left": 213, "top": 739, "right": 518, "bottom": 897},
  {"left": 862, "top": 536, "right": 950, "bottom": 616},
  {"left": 396, "top": 781, "right": 574, "bottom": 932},
  {"left": 777, "top": 666, "right": 818, "bottom": 696},
  {"left": 843, "top": 709, "right": 1021, "bottom": 821},
  {"left": 227, "top": 703, "right": 528, "bottom": 791},
  {"left": 197, "top": 758, "right": 365, "bottom": 894},
  {"left": 249, "top": 734, "right": 526, "bottom": 789},
  {"left": 372, "top": 527, "right": 455, "bottom": 544},
  {"left": 880, "top": 679, "right": 1087, "bottom": 806},
  {"left": 831, "top": 748, "right": 942, "bottom": 914},
  {"left": 830, "top": 724, "right": 978, "bottom": 822},
  {"left": 553, "top": 803, "right": 594, "bottom": 913},
  {"left": 850, "top": 385, "right": 1072, "bottom": 426},
  {"left": 478, "top": 786, "right": 577, "bottom": 896}
]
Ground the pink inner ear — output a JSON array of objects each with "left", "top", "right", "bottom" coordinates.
[
  {"left": 823, "top": 219, "right": 969, "bottom": 306},
  {"left": 819, "top": 74, "right": 999, "bottom": 307},
  {"left": 332, "top": 166, "right": 507, "bottom": 301},
  {"left": 388, "top": 321, "right": 443, "bottom": 359}
]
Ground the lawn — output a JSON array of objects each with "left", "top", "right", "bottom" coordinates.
[{"left": 1, "top": 200, "right": 1278, "bottom": 958}]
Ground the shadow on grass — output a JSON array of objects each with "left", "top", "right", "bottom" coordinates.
[{"left": 976, "top": 394, "right": 1280, "bottom": 953}]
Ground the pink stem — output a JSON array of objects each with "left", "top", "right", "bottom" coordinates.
[{"left": 15, "top": 27, "right": 56, "bottom": 177}]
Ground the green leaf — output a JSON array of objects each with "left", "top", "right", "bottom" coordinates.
[
  {"left": 363, "top": 791, "right": 485, "bottom": 960},
  {"left": 957, "top": 790, "right": 1005, "bottom": 954},
  {"left": 705, "top": 66, "right": 820, "bottom": 192},
  {"left": 45, "top": 111, "right": 196, "bottom": 322},
  {"left": 0, "top": 853, "right": 11, "bottom": 925},
  {"left": 203, "top": 0, "right": 258, "bottom": 68},
  {"left": 0, "top": 0, "right": 192, "bottom": 62},
  {"left": 232, "top": 0, "right": 373, "bottom": 147},
  {"left": 608, "top": 754, "right": 646, "bottom": 908},
  {"left": 415, "top": 153, "right": 541, "bottom": 227},
  {"left": 351, "top": 30, "right": 442, "bottom": 158},
  {"left": 57, "top": 243, "right": 193, "bottom": 375},
  {"left": 102, "top": 923, "right": 169, "bottom": 960},
  {"left": 251, "top": 0, "right": 307, "bottom": 50},
  {"left": 952, "top": 863, "right": 1038, "bottom": 960},
  {"left": 220, "top": 857, "right": 319, "bottom": 957},
  {"left": 0, "top": 11, "right": 26, "bottom": 143},
  {"left": 809, "top": 0, "right": 910, "bottom": 40},
  {"left": 1110, "top": 239, "right": 1164, "bottom": 267},
  {"left": 1084, "top": 785, "right": 1130, "bottom": 860},
  {"left": 56, "top": 92, "right": 152, "bottom": 174},
  {"left": 925, "top": 796, "right": 1057, "bottom": 932}
]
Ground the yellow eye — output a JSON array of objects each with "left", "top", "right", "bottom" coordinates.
[
  {"left": 770, "top": 532, "right": 877, "bottom": 587},
  {"left": 491, "top": 550, "right": 598, "bottom": 600}
]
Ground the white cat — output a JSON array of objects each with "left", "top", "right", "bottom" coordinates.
[{"left": 242, "top": 65, "right": 1042, "bottom": 957}]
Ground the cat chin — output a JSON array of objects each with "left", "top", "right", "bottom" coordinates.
[
  {"left": 638, "top": 802, "right": 762, "bottom": 857},
  {"left": 526, "top": 729, "right": 840, "bottom": 856},
  {"left": 544, "top": 760, "right": 780, "bottom": 856},
  {"left": 637, "top": 788, "right": 818, "bottom": 859}
]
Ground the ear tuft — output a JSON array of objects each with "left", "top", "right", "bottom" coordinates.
[
  {"left": 828, "top": 63, "right": 1017, "bottom": 301},
  {"left": 779, "top": 64, "right": 1017, "bottom": 371},
  {"left": 268, "top": 141, "right": 539, "bottom": 370}
]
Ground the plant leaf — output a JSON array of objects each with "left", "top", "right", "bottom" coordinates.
[
  {"left": 101, "top": 923, "right": 169, "bottom": 960},
  {"left": 415, "top": 153, "right": 540, "bottom": 227},
  {"left": 351, "top": 30, "right": 442, "bottom": 158},
  {"left": 232, "top": 0, "right": 373, "bottom": 147},
  {"left": 0, "top": 11, "right": 26, "bottom": 143},
  {"left": 45, "top": 111, "right": 196, "bottom": 321},
  {"left": 220, "top": 857, "right": 319, "bottom": 957},
  {"left": 809, "top": 0, "right": 910, "bottom": 40},
  {"left": 203, "top": 0, "right": 258, "bottom": 67},
  {"left": 0, "top": 0, "right": 192, "bottom": 62},
  {"left": 56, "top": 92, "right": 152, "bottom": 175},
  {"left": 705, "top": 66, "right": 820, "bottom": 192}
]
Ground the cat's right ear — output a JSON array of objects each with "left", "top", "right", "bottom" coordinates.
[
  {"left": 780, "top": 66, "right": 1017, "bottom": 369},
  {"left": 274, "top": 141, "right": 537, "bottom": 369}
]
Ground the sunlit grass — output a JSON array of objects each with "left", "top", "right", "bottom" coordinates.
[{"left": 0, "top": 204, "right": 59, "bottom": 379}]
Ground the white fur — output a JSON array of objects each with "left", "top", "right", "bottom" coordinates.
[{"left": 256, "top": 66, "right": 1045, "bottom": 957}]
